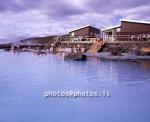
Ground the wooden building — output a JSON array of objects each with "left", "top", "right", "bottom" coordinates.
[
  {"left": 69, "top": 25, "right": 100, "bottom": 37},
  {"left": 102, "top": 19, "right": 150, "bottom": 41},
  {"left": 68, "top": 25, "right": 100, "bottom": 42}
]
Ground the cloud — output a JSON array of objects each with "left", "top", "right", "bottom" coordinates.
[
  {"left": 86, "top": 0, "right": 150, "bottom": 12},
  {"left": 114, "top": 5, "right": 150, "bottom": 21},
  {"left": 0, "top": 0, "right": 149, "bottom": 41}
]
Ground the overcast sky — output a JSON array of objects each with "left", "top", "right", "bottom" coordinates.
[{"left": 0, "top": 0, "right": 150, "bottom": 40}]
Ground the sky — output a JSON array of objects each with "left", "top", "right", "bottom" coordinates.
[{"left": 0, "top": 0, "right": 150, "bottom": 41}]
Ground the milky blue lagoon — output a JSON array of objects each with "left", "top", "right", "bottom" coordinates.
[{"left": 0, "top": 50, "right": 150, "bottom": 122}]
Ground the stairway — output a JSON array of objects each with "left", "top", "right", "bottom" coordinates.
[{"left": 86, "top": 41, "right": 106, "bottom": 53}]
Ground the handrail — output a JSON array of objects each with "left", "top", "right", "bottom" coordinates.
[{"left": 104, "top": 34, "right": 150, "bottom": 41}]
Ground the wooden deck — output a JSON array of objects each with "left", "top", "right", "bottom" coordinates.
[{"left": 140, "top": 47, "right": 150, "bottom": 53}]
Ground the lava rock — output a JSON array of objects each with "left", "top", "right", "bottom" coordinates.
[{"left": 64, "top": 53, "right": 87, "bottom": 61}]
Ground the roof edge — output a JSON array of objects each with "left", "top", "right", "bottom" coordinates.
[
  {"left": 120, "top": 19, "right": 150, "bottom": 24},
  {"left": 102, "top": 25, "right": 121, "bottom": 31},
  {"left": 69, "top": 25, "right": 100, "bottom": 32}
]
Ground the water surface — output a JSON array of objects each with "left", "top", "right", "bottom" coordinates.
[{"left": 0, "top": 51, "right": 150, "bottom": 122}]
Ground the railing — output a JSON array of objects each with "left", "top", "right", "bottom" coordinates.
[
  {"left": 60, "top": 41, "right": 96, "bottom": 44},
  {"left": 104, "top": 34, "right": 150, "bottom": 41},
  {"left": 55, "top": 36, "right": 99, "bottom": 43}
]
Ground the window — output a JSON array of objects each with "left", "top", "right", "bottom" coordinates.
[
  {"left": 116, "top": 28, "right": 121, "bottom": 32},
  {"left": 71, "top": 32, "right": 75, "bottom": 36},
  {"left": 90, "top": 32, "right": 93, "bottom": 36}
]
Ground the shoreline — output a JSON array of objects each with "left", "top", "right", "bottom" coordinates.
[
  {"left": 84, "top": 52, "right": 150, "bottom": 61},
  {"left": 1, "top": 49, "right": 150, "bottom": 62}
]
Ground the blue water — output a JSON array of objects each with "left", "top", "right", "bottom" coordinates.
[{"left": 0, "top": 51, "right": 150, "bottom": 122}]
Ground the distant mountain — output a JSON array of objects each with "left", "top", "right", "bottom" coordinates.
[
  {"left": 0, "top": 36, "right": 29, "bottom": 44},
  {"left": 0, "top": 35, "right": 62, "bottom": 45},
  {"left": 19, "top": 35, "right": 58, "bottom": 45}
]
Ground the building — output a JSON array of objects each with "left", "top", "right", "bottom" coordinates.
[
  {"left": 69, "top": 25, "right": 100, "bottom": 37},
  {"left": 102, "top": 25, "right": 121, "bottom": 42},
  {"left": 69, "top": 25, "right": 100, "bottom": 42},
  {"left": 102, "top": 19, "right": 150, "bottom": 41}
]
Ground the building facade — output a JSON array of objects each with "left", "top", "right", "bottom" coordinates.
[
  {"left": 69, "top": 25, "right": 100, "bottom": 37},
  {"left": 102, "top": 20, "right": 150, "bottom": 41}
]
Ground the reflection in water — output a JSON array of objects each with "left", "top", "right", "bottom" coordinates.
[
  {"left": 138, "top": 60, "right": 150, "bottom": 68},
  {"left": 0, "top": 51, "right": 150, "bottom": 122},
  {"left": 64, "top": 56, "right": 150, "bottom": 86}
]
